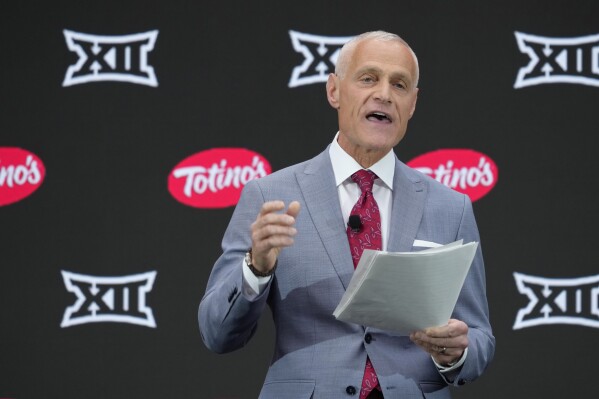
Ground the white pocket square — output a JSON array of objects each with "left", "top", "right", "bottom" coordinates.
[{"left": 412, "top": 239, "right": 443, "bottom": 248}]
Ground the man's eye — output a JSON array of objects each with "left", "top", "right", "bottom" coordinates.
[
  {"left": 361, "top": 76, "right": 375, "bottom": 83},
  {"left": 394, "top": 82, "right": 407, "bottom": 89}
]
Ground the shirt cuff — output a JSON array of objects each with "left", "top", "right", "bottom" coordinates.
[
  {"left": 241, "top": 258, "right": 272, "bottom": 298},
  {"left": 434, "top": 347, "right": 468, "bottom": 373}
]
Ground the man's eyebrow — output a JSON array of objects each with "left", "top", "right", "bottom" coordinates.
[
  {"left": 354, "top": 66, "right": 413, "bottom": 83},
  {"left": 355, "top": 66, "right": 383, "bottom": 76}
]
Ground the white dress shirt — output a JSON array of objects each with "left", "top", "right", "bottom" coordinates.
[{"left": 328, "top": 132, "right": 395, "bottom": 251}]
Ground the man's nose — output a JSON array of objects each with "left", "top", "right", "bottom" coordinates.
[{"left": 373, "top": 83, "right": 392, "bottom": 103}]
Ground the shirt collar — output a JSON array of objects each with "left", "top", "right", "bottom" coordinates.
[{"left": 328, "top": 132, "right": 395, "bottom": 189}]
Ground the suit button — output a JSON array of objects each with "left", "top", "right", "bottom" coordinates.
[
  {"left": 364, "top": 333, "right": 372, "bottom": 344},
  {"left": 458, "top": 379, "right": 466, "bottom": 386},
  {"left": 346, "top": 385, "right": 356, "bottom": 395}
]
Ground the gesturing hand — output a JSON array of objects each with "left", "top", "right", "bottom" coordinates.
[{"left": 250, "top": 201, "right": 301, "bottom": 274}]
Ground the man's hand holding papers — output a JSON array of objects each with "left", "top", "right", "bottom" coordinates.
[
  {"left": 333, "top": 240, "right": 478, "bottom": 335},
  {"left": 410, "top": 318, "right": 469, "bottom": 367},
  {"left": 332, "top": 240, "right": 478, "bottom": 369}
]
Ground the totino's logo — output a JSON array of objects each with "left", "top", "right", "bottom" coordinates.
[
  {"left": 407, "top": 149, "right": 498, "bottom": 202},
  {"left": 288, "top": 30, "right": 354, "bottom": 88},
  {"left": 61, "top": 270, "right": 157, "bottom": 328},
  {"left": 0, "top": 147, "right": 45, "bottom": 206},
  {"left": 63, "top": 29, "right": 158, "bottom": 87},
  {"left": 168, "top": 148, "right": 271, "bottom": 208},
  {"left": 513, "top": 273, "right": 599, "bottom": 330},
  {"left": 514, "top": 31, "right": 599, "bottom": 88}
]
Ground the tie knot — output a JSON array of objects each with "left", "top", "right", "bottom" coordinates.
[{"left": 351, "top": 169, "right": 377, "bottom": 193}]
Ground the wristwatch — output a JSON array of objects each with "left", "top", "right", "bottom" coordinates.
[{"left": 245, "top": 249, "right": 277, "bottom": 277}]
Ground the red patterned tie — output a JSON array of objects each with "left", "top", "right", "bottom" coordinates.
[{"left": 346, "top": 169, "right": 382, "bottom": 398}]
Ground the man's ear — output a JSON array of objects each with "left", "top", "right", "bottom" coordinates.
[{"left": 326, "top": 73, "right": 340, "bottom": 109}]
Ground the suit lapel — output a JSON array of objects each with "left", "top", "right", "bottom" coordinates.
[
  {"left": 295, "top": 151, "right": 427, "bottom": 288},
  {"left": 387, "top": 159, "right": 427, "bottom": 253},
  {"left": 296, "top": 149, "right": 355, "bottom": 289}
]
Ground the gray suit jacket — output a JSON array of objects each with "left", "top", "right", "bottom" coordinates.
[{"left": 199, "top": 147, "right": 494, "bottom": 398}]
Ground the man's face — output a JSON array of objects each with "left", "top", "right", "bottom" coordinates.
[{"left": 327, "top": 39, "right": 419, "bottom": 166}]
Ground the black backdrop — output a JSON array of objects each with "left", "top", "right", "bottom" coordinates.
[{"left": 1, "top": 1, "right": 598, "bottom": 398}]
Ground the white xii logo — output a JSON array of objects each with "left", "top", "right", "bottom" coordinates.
[
  {"left": 63, "top": 29, "right": 159, "bottom": 87},
  {"left": 513, "top": 272, "right": 599, "bottom": 329},
  {"left": 61, "top": 270, "right": 157, "bottom": 328},
  {"left": 514, "top": 31, "right": 599, "bottom": 88},
  {"left": 288, "top": 31, "right": 353, "bottom": 88}
]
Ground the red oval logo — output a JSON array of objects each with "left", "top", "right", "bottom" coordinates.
[
  {"left": 407, "top": 149, "right": 498, "bottom": 202},
  {"left": 0, "top": 147, "right": 46, "bottom": 206},
  {"left": 168, "top": 148, "right": 272, "bottom": 208}
]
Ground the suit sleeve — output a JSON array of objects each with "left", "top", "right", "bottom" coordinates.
[
  {"left": 198, "top": 180, "right": 272, "bottom": 354},
  {"left": 451, "top": 194, "right": 495, "bottom": 386}
]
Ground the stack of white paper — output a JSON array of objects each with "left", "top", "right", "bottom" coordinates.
[{"left": 333, "top": 240, "right": 478, "bottom": 335}]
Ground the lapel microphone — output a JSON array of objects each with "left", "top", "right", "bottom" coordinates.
[{"left": 348, "top": 215, "right": 362, "bottom": 233}]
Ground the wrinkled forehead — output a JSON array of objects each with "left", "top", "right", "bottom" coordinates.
[{"left": 350, "top": 39, "right": 418, "bottom": 77}]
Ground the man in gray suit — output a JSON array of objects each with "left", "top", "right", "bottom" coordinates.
[{"left": 199, "top": 31, "right": 494, "bottom": 398}]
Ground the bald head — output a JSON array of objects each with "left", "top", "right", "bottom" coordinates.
[{"left": 335, "top": 31, "right": 420, "bottom": 87}]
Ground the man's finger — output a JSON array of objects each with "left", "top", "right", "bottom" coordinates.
[
  {"left": 252, "top": 225, "right": 297, "bottom": 242},
  {"left": 259, "top": 200, "right": 286, "bottom": 216},
  {"left": 423, "top": 325, "right": 448, "bottom": 338},
  {"left": 255, "top": 212, "right": 296, "bottom": 228},
  {"left": 286, "top": 201, "right": 301, "bottom": 218}
]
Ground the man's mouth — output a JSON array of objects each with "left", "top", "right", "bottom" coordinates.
[{"left": 366, "top": 112, "right": 392, "bottom": 123}]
